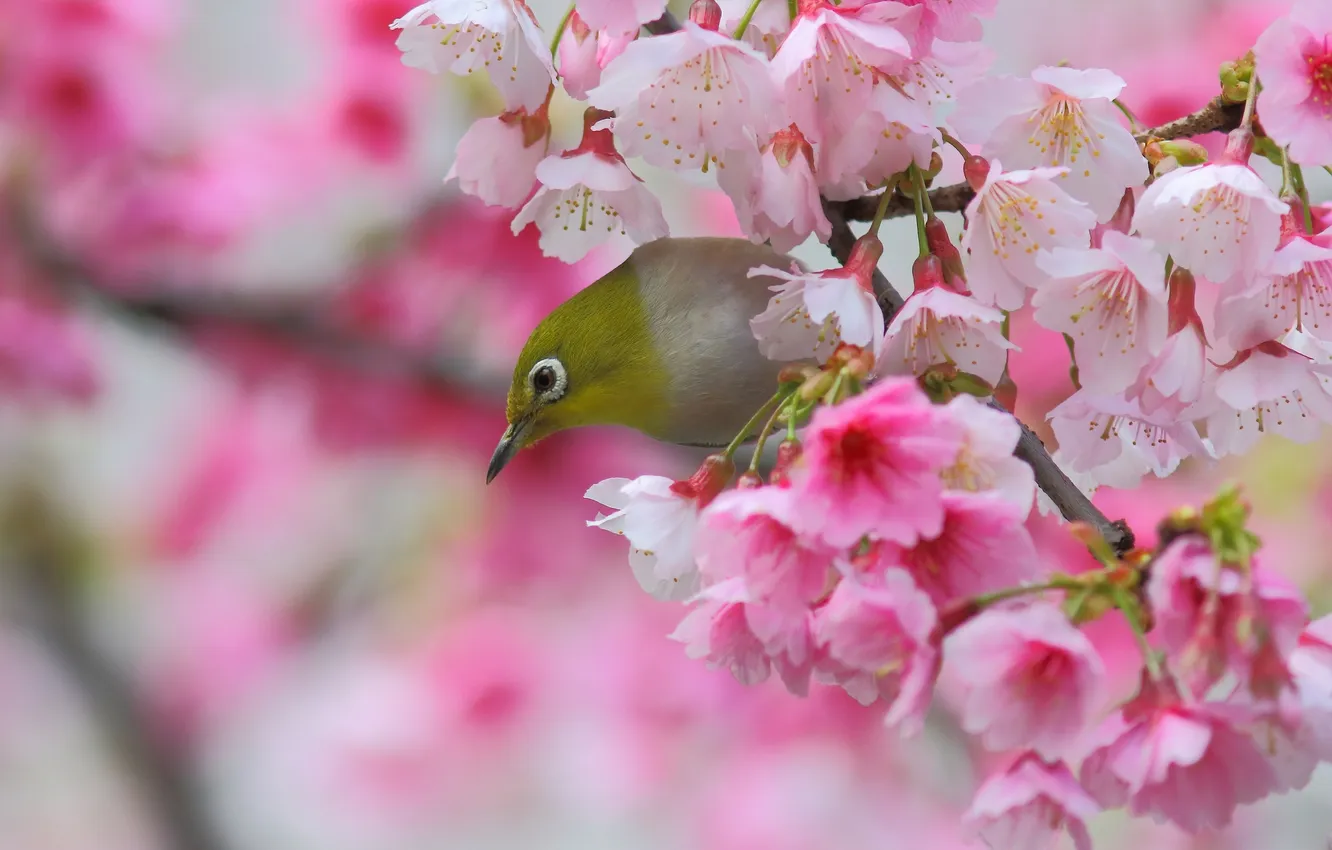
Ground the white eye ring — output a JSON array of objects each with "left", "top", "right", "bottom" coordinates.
[{"left": 529, "top": 357, "right": 568, "bottom": 401}]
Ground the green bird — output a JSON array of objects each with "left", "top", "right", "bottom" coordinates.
[{"left": 486, "top": 237, "right": 798, "bottom": 483}]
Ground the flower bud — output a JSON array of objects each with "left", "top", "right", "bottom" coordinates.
[
  {"left": 911, "top": 254, "right": 945, "bottom": 293},
  {"left": 687, "top": 0, "right": 722, "bottom": 30},
  {"left": 1157, "top": 140, "right": 1208, "bottom": 166},
  {"left": 962, "top": 155, "right": 991, "bottom": 191},
  {"left": 771, "top": 438, "right": 803, "bottom": 485},
  {"left": 670, "top": 453, "right": 735, "bottom": 507},
  {"left": 735, "top": 470, "right": 764, "bottom": 489}
]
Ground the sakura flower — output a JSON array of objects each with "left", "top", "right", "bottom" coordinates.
[
  {"left": 891, "top": 37, "right": 994, "bottom": 109},
  {"left": 1047, "top": 390, "right": 1211, "bottom": 489},
  {"left": 574, "top": 0, "right": 668, "bottom": 37},
  {"left": 963, "top": 755, "right": 1098, "bottom": 850},
  {"left": 445, "top": 107, "right": 549, "bottom": 208},
  {"left": 1032, "top": 231, "right": 1168, "bottom": 395},
  {"left": 718, "top": 0, "right": 791, "bottom": 56},
  {"left": 1215, "top": 210, "right": 1332, "bottom": 344},
  {"left": 1253, "top": 0, "right": 1332, "bottom": 167},
  {"left": 785, "top": 376, "right": 966, "bottom": 548},
  {"left": 1204, "top": 339, "right": 1332, "bottom": 457},
  {"left": 891, "top": 0, "right": 998, "bottom": 42},
  {"left": 554, "top": 11, "right": 634, "bottom": 99},
  {"left": 938, "top": 394, "right": 1036, "bottom": 514},
  {"left": 1079, "top": 682, "right": 1281, "bottom": 833},
  {"left": 769, "top": 0, "right": 920, "bottom": 143},
  {"left": 670, "top": 598, "right": 772, "bottom": 685},
  {"left": 952, "top": 66, "right": 1147, "bottom": 220},
  {"left": 1131, "top": 129, "right": 1285, "bottom": 286},
  {"left": 719, "top": 124, "right": 831, "bottom": 253},
  {"left": 883, "top": 258, "right": 1015, "bottom": 386},
  {"left": 816, "top": 83, "right": 937, "bottom": 201},
  {"left": 961, "top": 159, "right": 1098, "bottom": 311},
  {"left": 947, "top": 603, "right": 1103, "bottom": 757},
  {"left": 687, "top": 578, "right": 821, "bottom": 696},
  {"left": 392, "top": 0, "right": 555, "bottom": 112},
  {"left": 813, "top": 568, "right": 940, "bottom": 732},
  {"left": 1129, "top": 267, "right": 1209, "bottom": 418},
  {"left": 1288, "top": 615, "right": 1332, "bottom": 759},
  {"left": 747, "top": 233, "right": 884, "bottom": 363},
  {"left": 512, "top": 110, "right": 669, "bottom": 263},
  {"left": 587, "top": 13, "right": 783, "bottom": 173},
  {"left": 693, "top": 486, "right": 837, "bottom": 614},
  {"left": 1147, "top": 538, "right": 1308, "bottom": 699},
  {"left": 586, "top": 475, "right": 701, "bottom": 601}
]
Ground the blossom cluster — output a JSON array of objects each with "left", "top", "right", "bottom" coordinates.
[{"left": 388, "top": 0, "right": 1332, "bottom": 845}]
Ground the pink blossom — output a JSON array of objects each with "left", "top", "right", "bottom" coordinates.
[
  {"left": 1289, "top": 615, "right": 1332, "bottom": 759},
  {"left": 769, "top": 0, "right": 920, "bottom": 143},
  {"left": 963, "top": 755, "right": 1098, "bottom": 850},
  {"left": 694, "top": 486, "right": 837, "bottom": 614},
  {"left": 1253, "top": 0, "right": 1332, "bottom": 167},
  {"left": 747, "top": 235, "right": 884, "bottom": 363},
  {"left": 1215, "top": 215, "right": 1332, "bottom": 345},
  {"left": 1032, "top": 231, "right": 1168, "bottom": 394},
  {"left": 891, "top": 37, "right": 994, "bottom": 109},
  {"left": 813, "top": 569, "right": 940, "bottom": 732},
  {"left": 392, "top": 0, "right": 556, "bottom": 112},
  {"left": 0, "top": 292, "right": 98, "bottom": 404},
  {"left": 785, "top": 376, "right": 965, "bottom": 548},
  {"left": 947, "top": 603, "right": 1103, "bottom": 757},
  {"left": 670, "top": 598, "right": 773, "bottom": 687},
  {"left": 953, "top": 66, "right": 1146, "bottom": 220},
  {"left": 1048, "top": 390, "right": 1210, "bottom": 488},
  {"left": 586, "top": 476, "right": 702, "bottom": 601},
  {"left": 511, "top": 113, "right": 669, "bottom": 263},
  {"left": 938, "top": 394, "right": 1036, "bottom": 514},
  {"left": 555, "top": 11, "right": 634, "bottom": 99},
  {"left": 718, "top": 0, "right": 791, "bottom": 55},
  {"left": 1131, "top": 130, "right": 1285, "bottom": 286},
  {"left": 445, "top": 108, "right": 549, "bottom": 208},
  {"left": 883, "top": 280, "right": 1014, "bottom": 387},
  {"left": 574, "top": 0, "right": 668, "bottom": 37},
  {"left": 1079, "top": 684, "right": 1282, "bottom": 833},
  {"left": 892, "top": 0, "right": 998, "bottom": 42},
  {"left": 816, "top": 84, "right": 937, "bottom": 202},
  {"left": 587, "top": 17, "right": 783, "bottom": 173},
  {"left": 1129, "top": 267, "right": 1209, "bottom": 418},
  {"left": 720, "top": 124, "right": 832, "bottom": 253},
  {"left": 961, "top": 160, "right": 1098, "bottom": 311},
  {"left": 1147, "top": 538, "right": 1308, "bottom": 699},
  {"left": 1204, "top": 340, "right": 1332, "bottom": 457}
]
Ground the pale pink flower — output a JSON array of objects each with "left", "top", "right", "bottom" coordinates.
[
  {"left": 574, "top": 0, "right": 668, "bottom": 37},
  {"left": 512, "top": 114, "right": 669, "bottom": 262},
  {"left": 952, "top": 66, "right": 1146, "bottom": 220},
  {"left": 719, "top": 124, "right": 831, "bottom": 253},
  {"left": 769, "top": 0, "right": 920, "bottom": 143},
  {"left": 961, "top": 159, "right": 1098, "bottom": 311},
  {"left": 1032, "top": 231, "right": 1168, "bottom": 395},
  {"left": 694, "top": 486, "right": 837, "bottom": 614},
  {"left": 1079, "top": 683, "right": 1281, "bottom": 833},
  {"left": 816, "top": 84, "right": 937, "bottom": 201},
  {"left": 891, "top": 0, "right": 998, "bottom": 42},
  {"left": 938, "top": 394, "right": 1036, "bottom": 514},
  {"left": 1147, "top": 538, "right": 1308, "bottom": 699},
  {"left": 0, "top": 293, "right": 98, "bottom": 404},
  {"left": 785, "top": 376, "right": 965, "bottom": 548},
  {"left": 891, "top": 37, "right": 994, "bottom": 109},
  {"left": 883, "top": 282, "right": 1014, "bottom": 387},
  {"left": 1129, "top": 267, "right": 1209, "bottom": 418},
  {"left": 947, "top": 603, "right": 1103, "bottom": 757},
  {"left": 392, "top": 0, "right": 555, "bottom": 112},
  {"left": 555, "top": 11, "right": 634, "bottom": 99},
  {"left": 874, "top": 492, "right": 1042, "bottom": 606},
  {"left": 587, "top": 16, "right": 783, "bottom": 173},
  {"left": 1131, "top": 130, "right": 1285, "bottom": 286},
  {"left": 718, "top": 0, "right": 791, "bottom": 56},
  {"left": 1253, "top": 0, "right": 1332, "bottom": 167},
  {"left": 445, "top": 108, "right": 549, "bottom": 208},
  {"left": 747, "top": 234, "right": 884, "bottom": 363},
  {"left": 670, "top": 598, "right": 772, "bottom": 686},
  {"left": 1204, "top": 339, "right": 1332, "bottom": 457},
  {"left": 1289, "top": 615, "right": 1332, "bottom": 759},
  {"left": 1216, "top": 213, "right": 1332, "bottom": 344},
  {"left": 691, "top": 578, "right": 820, "bottom": 696},
  {"left": 1048, "top": 390, "right": 1210, "bottom": 488},
  {"left": 586, "top": 476, "right": 701, "bottom": 601},
  {"left": 813, "top": 568, "right": 940, "bottom": 732},
  {"left": 963, "top": 755, "right": 1098, "bottom": 850}
]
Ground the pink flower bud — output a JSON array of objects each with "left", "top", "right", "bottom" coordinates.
[
  {"left": 687, "top": 0, "right": 721, "bottom": 30},
  {"left": 670, "top": 453, "right": 735, "bottom": 507},
  {"left": 963, "top": 156, "right": 991, "bottom": 191}
]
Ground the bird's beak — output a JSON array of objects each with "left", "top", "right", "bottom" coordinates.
[{"left": 486, "top": 418, "right": 530, "bottom": 484}]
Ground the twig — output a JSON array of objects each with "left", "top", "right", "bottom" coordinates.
[{"left": 1133, "top": 96, "right": 1243, "bottom": 143}]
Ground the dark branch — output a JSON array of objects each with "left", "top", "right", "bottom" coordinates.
[{"left": 1133, "top": 96, "right": 1243, "bottom": 143}]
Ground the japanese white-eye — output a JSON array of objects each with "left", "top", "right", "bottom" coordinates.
[{"left": 486, "top": 237, "right": 799, "bottom": 482}]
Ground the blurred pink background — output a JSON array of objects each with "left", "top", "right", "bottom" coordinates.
[{"left": 0, "top": 1, "right": 1328, "bottom": 849}]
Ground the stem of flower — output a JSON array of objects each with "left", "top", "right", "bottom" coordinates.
[
  {"left": 938, "top": 131, "right": 972, "bottom": 162},
  {"left": 1239, "top": 72, "right": 1259, "bottom": 130},
  {"left": 867, "top": 175, "right": 900, "bottom": 238},
  {"left": 749, "top": 392, "right": 789, "bottom": 473},
  {"left": 1291, "top": 161, "right": 1315, "bottom": 235},
  {"left": 1112, "top": 585, "right": 1165, "bottom": 681},
  {"left": 550, "top": 1, "right": 576, "bottom": 57},
  {"left": 1279, "top": 146, "right": 1295, "bottom": 198},
  {"left": 969, "top": 578, "right": 1077, "bottom": 610},
  {"left": 723, "top": 389, "right": 786, "bottom": 459},
  {"left": 786, "top": 394, "right": 799, "bottom": 440},
  {"left": 788, "top": 0, "right": 798, "bottom": 20},
  {"left": 912, "top": 165, "right": 935, "bottom": 217},
  {"left": 733, "top": 0, "right": 765, "bottom": 39},
  {"left": 1112, "top": 98, "right": 1141, "bottom": 132},
  {"left": 910, "top": 166, "right": 929, "bottom": 257},
  {"left": 1064, "top": 333, "right": 1081, "bottom": 390}
]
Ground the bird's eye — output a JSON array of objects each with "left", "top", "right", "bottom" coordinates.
[
  {"left": 533, "top": 366, "right": 555, "bottom": 393},
  {"left": 528, "top": 358, "right": 567, "bottom": 401}
]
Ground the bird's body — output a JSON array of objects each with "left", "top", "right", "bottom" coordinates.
[{"left": 488, "top": 237, "right": 800, "bottom": 481}]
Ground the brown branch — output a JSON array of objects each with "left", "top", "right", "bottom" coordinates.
[{"left": 1133, "top": 96, "right": 1243, "bottom": 143}]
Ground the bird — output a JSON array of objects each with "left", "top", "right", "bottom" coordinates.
[{"left": 486, "top": 236, "right": 801, "bottom": 483}]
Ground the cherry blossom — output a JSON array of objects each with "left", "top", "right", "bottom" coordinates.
[
  {"left": 719, "top": 124, "right": 832, "bottom": 252},
  {"left": 670, "top": 598, "right": 773, "bottom": 685},
  {"left": 511, "top": 111, "right": 669, "bottom": 262},
  {"left": 554, "top": 11, "right": 634, "bottom": 99},
  {"left": 1289, "top": 615, "right": 1332, "bottom": 760},
  {"left": 1129, "top": 267, "right": 1210, "bottom": 418},
  {"left": 718, "top": 0, "right": 792, "bottom": 56},
  {"left": 574, "top": 0, "right": 669, "bottom": 37},
  {"left": 747, "top": 234, "right": 884, "bottom": 363},
  {"left": 1048, "top": 390, "right": 1211, "bottom": 488},
  {"left": 1131, "top": 129, "right": 1286, "bottom": 286},
  {"left": 445, "top": 108, "right": 549, "bottom": 208},
  {"left": 816, "top": 84, "right": 938, "bottom": 202},
  {"left": 586, "top": 475, "right": 703, "bottom": 601},
  {"left": 892, "top": 0, "right": 999, "bottom": 42},
  {"left": 1215, "top": 210, "right": 1332, "bottom": 345},
  {"left": 952, "top": 66, "right": 1147, "bottom": 220},
  {"left": 391, "top": 0, "right": 555, "bottom": 112},
  {"left": 1253, "top": 0, "right": 1332, "bottom": 167},
  {"left": 785, "top": 376, "right": 965, "bottom": 548},
  {"left": 1204, "top": 339, "right": 1332, "bottom": 457},
  {"left": 883, "top": 271, "right": 1014, "bottom": 387},
  {"left": 960, "top": 159, "right": 1098, "bottom": 311},
  {"left": 963, "top": 755, "right": 1098, "bottom": 850},
  {"left": 947, "top": 602, "right": 1103, "bottom": 757},
  {"left": 938, "top": 394, "right": 1037, "bottom": 513},
  {"left": 1033, "top": 231, "right": 1168, "bottom": 394},
  {"left": 587, "top": 14, "right": 783, "bottom": 173}
]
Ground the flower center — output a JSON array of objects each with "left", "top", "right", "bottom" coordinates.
[{"left": 1309, "top": 47, "right": 1332, "bottom": 111}]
